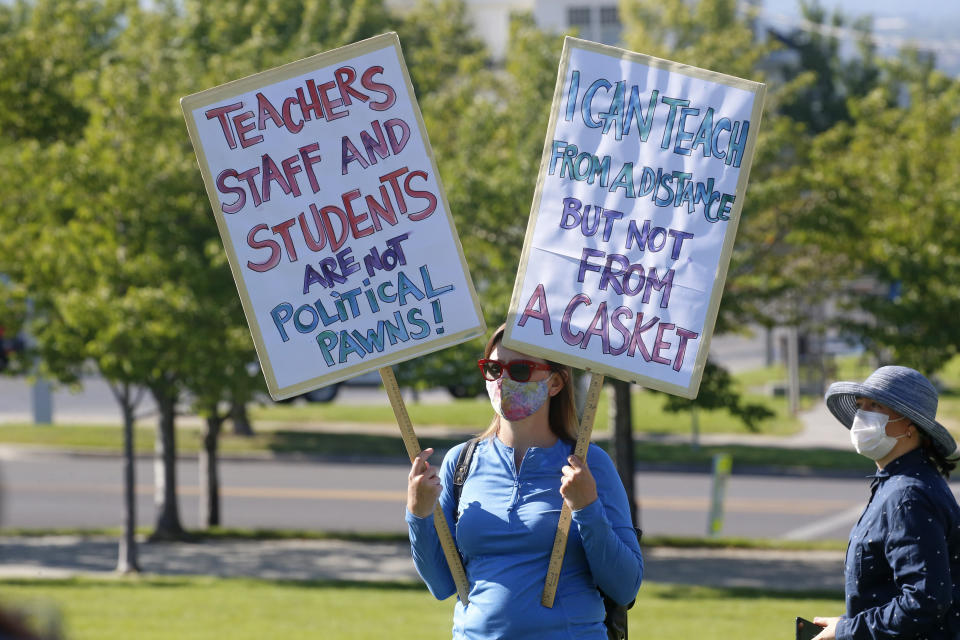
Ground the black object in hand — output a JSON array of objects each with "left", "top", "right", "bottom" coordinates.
[{"left": 796, "top": 617, "right": 820, "bottom": 640}]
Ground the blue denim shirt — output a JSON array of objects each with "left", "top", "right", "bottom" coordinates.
[
  {"left": 838, "top": 448, "right": 960, "bottom": 640},
  {"left": 406, "top": 437, "right": 643, "bottom": 639}
]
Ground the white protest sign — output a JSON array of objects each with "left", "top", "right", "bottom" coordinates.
[
  {"left": 182, "top": 33, "right": 485, "bottom": 400},
  {"left": 505, "top": 37, "right": 765, "bottom": 398}
]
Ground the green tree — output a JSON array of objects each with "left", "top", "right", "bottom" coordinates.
[
  {"left": 180, "top": 0, "right": 390, "bottom": 76},
  {"left": 0, "top": 0, "right": 121, "bottom": 142},
  {"left": 396, "top": 12, "right": 563, "bottom": 393},
  {"left": 174, "top": 0, "right": 397, "bottom": 522},
  {"left": 0, "top": 0, "right": 147, "bottom": 570},
  {"left": 775, "top": 1, "right": 881, "bottom": 135},
  {"left": 115, "top": 0, "right": 395, "bottom": 535},
  {"left": 801, "top": 62, "right": 960, "bottom": 372},
  {"left": 620, "top": 0, "right": 766, "bottom": 79},
  {"left": 0, "top": 0, "right": 265, "bottom": 540},
  {"left": 396, "top": 0, "right": 487, "bottom": 99},
  {"left": 616, "top": 0, "right": 794, "bottom": 429}
]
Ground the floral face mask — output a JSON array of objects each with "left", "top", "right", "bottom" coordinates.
[{"left": 485, "top": 376, "right": 551, "bottom": 421}]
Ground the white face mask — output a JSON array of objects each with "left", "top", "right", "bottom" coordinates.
[{"left": 850, "top": 409, "right": 907, "bottom": 460}]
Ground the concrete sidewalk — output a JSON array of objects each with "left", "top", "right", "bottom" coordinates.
[{"left": 0, "top": 535, "right": 845, "bottom": 593}]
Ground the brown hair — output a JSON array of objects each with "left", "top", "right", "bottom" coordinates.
[
  {"left": 477, "top": 324, "right": 578, "bottom": 442},
  {"left": 918, "top": 431, "right": 957, "bottom": 478}
]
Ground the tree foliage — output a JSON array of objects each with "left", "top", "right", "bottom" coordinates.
[
  {"left": 617, "top": 0, "right": 792, "bottom": 422},
  {"left": 801, "top": 63, "right": 960, "bottom": 372},
  {"left": 0, "top": 0, "right": 122, "bottom": 142},
  {"left": 774, "top": 1, "right": 881, "bottom": 134},
  {"left": 1, "top": 0, "right": 957, "bottom": 454},
  {"left": 0, "top": 0, "right": 400, "bottom": 536}
]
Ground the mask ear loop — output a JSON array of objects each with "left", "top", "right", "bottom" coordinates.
[
  {"left": 887, "top": 415, "right": 912, "bottom": 440},
  {"left": 903, "top": 420, "right": 915, "bottom": 438},
  {"left": 895, "top": 416, "right": 912, "bottom": 438},
  {"left": 545, "top": 369, "right": 560, "bottom": 397}
]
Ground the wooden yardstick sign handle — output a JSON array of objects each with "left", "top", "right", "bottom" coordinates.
[
  {"left": 381, "top": 366, "right": 471, "bottom": 604},
  {"left": 541, "top": 372, "right": 603, "bottom": 607}
]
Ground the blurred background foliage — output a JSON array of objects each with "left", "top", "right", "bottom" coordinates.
[{"left": 0, "top": 0, "right": 958, "bottom": 422}]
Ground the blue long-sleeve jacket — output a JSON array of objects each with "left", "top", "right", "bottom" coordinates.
[
  {"left": 406, "top": 437, "right": 643, "bottom": 639},
  {"left": 838, "top": 448, "right": 960, "bottom": 640}
]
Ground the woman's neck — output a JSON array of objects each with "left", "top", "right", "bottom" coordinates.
[{"left": 497, "top": 412, "right": 557, "bottom": 461}]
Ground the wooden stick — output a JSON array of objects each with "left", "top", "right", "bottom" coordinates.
[
  {"left": 379, "top": 366, "right": 470, "bottom": 604},
  {"left": 541, "top": 372, "right": 604, "bottom": 608}
]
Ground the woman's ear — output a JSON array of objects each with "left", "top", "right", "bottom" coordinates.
[{"left": 548, "top": 370, "right": 565, "bottom": 397}]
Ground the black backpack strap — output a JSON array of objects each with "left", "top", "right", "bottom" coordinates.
[{"left": 452, "top": 437, "right": 480, "bottom": 525}]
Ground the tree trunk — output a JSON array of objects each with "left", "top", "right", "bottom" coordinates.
[
  {"left": 150, "top": 387, "right": 185, "bottom": 540},
  {"left": 230, "top": 401, "right": 253, "bottom": 437},
  {"left": 116, "top": 387, "right": 140, "bottom": 574},
  {"left": 609, "top": 379, "right": 638, "bottom": 527},
  {"left": 200, "top": 412, "right": 223, "bottom": 528}
]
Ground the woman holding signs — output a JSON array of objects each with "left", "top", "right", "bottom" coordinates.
[
  {"left": 810, "top": 366, "right": 960, "bottom": 640},
  {"left": 406, "top": 324, "right": 642, "bottom": 638}
]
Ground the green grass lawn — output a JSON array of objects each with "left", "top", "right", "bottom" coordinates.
[
  {"left": 246, "top": 353, "right": 960, "bottom": 437},
  {"left": 0, "top": 424, "right": 268, "bottom": 455},
  {"left": 0, "top": 576, "right": 844, "bottom": 640},
  {"left": 1, "top": 354, "right": 956, "bottom": 474},
  {"left": 0, "top": 422, "right": 873, "bottom": 472},
  {"left": 250, "top": 381, "right": 804, "bottom": 437}
]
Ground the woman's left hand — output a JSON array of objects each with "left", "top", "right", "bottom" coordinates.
[
  {"left": 560, "top": 455, "right": 598, "bottom": 511},
  {"left": 811, "top": 616, "right": 839, "bottom": 640}
]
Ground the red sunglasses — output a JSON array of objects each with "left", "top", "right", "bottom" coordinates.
[{"left": 478, "top": 358, "right": 553, "bottom": 382}]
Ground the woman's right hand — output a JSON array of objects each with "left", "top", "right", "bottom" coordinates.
[
  {"left": 811, "top": 617, "right": 838, "bottom": 640},
  {"left": 407, "top": 448, "right": 442, "bottom": 518}
]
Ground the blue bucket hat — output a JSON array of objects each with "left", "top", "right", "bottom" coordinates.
[{"left": 825, "top": 365, "right": 959, "bottom": 460}]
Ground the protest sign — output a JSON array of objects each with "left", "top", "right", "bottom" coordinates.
[
  {"left": 505, "top": 37, "right": 765, "bottom": 399},
  {"left": 181, "top": 33, "right": 485, "bottom": 400}
]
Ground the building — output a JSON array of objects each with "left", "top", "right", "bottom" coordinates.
[{"left": 387, "top": 0, "right": 623, "bottom": 60}]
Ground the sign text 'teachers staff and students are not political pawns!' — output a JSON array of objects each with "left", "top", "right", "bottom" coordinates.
[
  {"left": 181, "top": 34, "right": 484, "bottom": 399},
  {"left": 505, "top": 39, "right": 765, "bottom": 398}
]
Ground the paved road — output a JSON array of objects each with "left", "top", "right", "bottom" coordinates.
[
  {"left": 0, "top": 328, "right": 901, "bottom": 543},
  {"left": 0, "top": 449, "right": 884, "bottom": 541}
]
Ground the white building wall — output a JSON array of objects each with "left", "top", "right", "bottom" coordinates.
[{"left": 386, "top": 0, "right": 622, "bottom": 60}]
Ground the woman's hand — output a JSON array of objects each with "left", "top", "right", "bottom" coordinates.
[
  {"left": 560, "top": 455, "right": 598, "bottom": 511},
  {"left": 407, "top": 448, "right": 442, "bottom": 518},
  {"left": 812, "top": 616, "right": 839, "bottom": 640}
]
